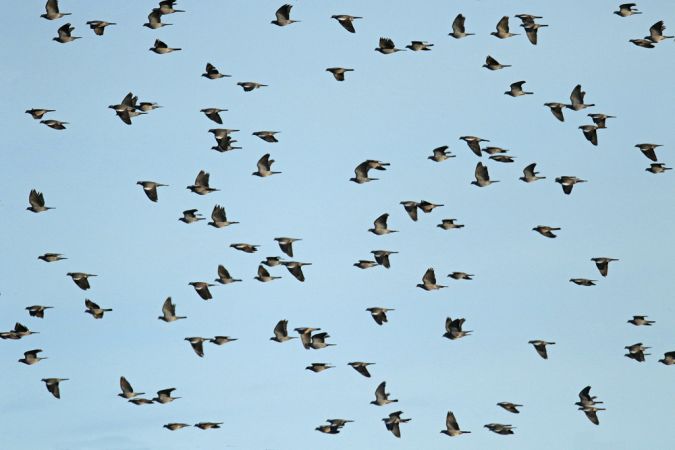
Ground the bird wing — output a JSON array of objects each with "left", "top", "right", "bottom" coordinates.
[
  {"left": 278, "top": 240, "right": 294, "bottom": 257},
  {"left": 475, "top": 162, "right": 490, "bottom": 182},
  {"left": 338, "top": 17, "right": 356, "bottom": 33},
  {"left": 29, "top": 189, "right": 45, "bottom": 208},
  {"left": 453, "top": 14, "right": 466, "bottom": 33},
  {"left": 154, "top": 39, "right": 167, "bottom": 49},
  {"left": 650, "top": 21, "right": 665, "bottom": 40},
  {"left": 273, "top": 320, "right": 287, "bottom": 339},
  {"left": 257, "top": 153, "right": 272, "bottom": 172},
  {"left": 523, "top": 163, "right": 536, "bottom": 178},
  {"left": 211, "top": 205, "right": 226, "bottom": 222},
  {"left": 46, "top": 0, "right": 59, "bottom": 14},
  {"left": 287, "top": 264, "right": 305, "bottom": 282},
  {"left": 584, "top": 409, "right": 600, "bottom": 425},
  {"left": 85, "top": 299, "right": 100, "bottom": 310},
  {"left": 534, "top": 342, "right": 548, "bottom": 359},
  {"left": 258, "top": 265, "right": 271, "bottom": 278},
  {"left": 379, "top": 37, "right": 395, "bottom": 50},
  {"left": 402, "top": 202, "right": 418, "bottom": 221},
  {"left": 446, "top": 411, "right": 460, "bottom": 431},
  {"left": 354, "top": 160, "right": 370, "bottom": 179},
  {"left": 162, "top": 297, "right": 174, "bottom": 317},
  {"left": 195, "top": 170, "right": 209, "bottom": 187},
  {"left": 374, "top": 213, "right": 389, "bottom": 229},
  {"left": 374, "top": 382, "right": 387, "bottom": 401},
  {"left": 485, "top": 55, "right": 499, "bottom": 66},
  {"left": 423, "top": 268, "right": 437, "bottom": 285},
  {"left": 496, "top": 16, "right": 510, "bottom": 33},
  {"left": 570, "top": 84, "right": 584, "bottom": 105},
  {"left": 276, "top": 4, "right": 292, "bottom": 21},
  {"left": 120, "top": 376, "right": 133, "bottom": 394}
]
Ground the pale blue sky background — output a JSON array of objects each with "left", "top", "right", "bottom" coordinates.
[{"left": 1, "top": 1, "right": 674, "bottom": 449}]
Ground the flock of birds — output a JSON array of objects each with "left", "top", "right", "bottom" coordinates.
[{"left": 6, "top": 0, "right": 674, "bottom": 445}]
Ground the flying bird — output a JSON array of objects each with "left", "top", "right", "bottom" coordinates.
[
  {"left": 555, "top": 176, "right": 587, "bottom": 195},
  {"left": 188, "top": 282, "right": 215, "bottom": 300},
  {"left": 588, "top": 113, "right": 615, "bottom": 129},
  {"left": 484, "top": 423, "right": 515, "bottom": 435},
  {"left": 370, "top": 250, "right": 397, "bottom": 268},
  {"left": 153, "top": 388, "right": 180, "bottom": 404},
  {"left": 369, "top": 213, "right": 397, "bottom": 235},
  {"left": 383, "top": 411, "right": 411, "bottom": 438},
  {"left": 351, "top": 159, "right": 390, "bottom": 183},
  {"left": 348, "top": 362, "right": 374, "bottom": 378},
  {"left": 42, "top": 378, "right": 68, "bottom": 399},
  {"left": 614, "top": 3, "right": 641, "bottom": 16},
  {"left": 158, "top": 297, "right": 186, "bottom": 322},
  {"left": 40, "top": 119, "right": 68, "bottom": 129},
  {"left": 185, "top": 337, "right": 208, "bottom": 357},
  {"left": 371, "top": 381, "right": 398, "bottom": 406},
  {"left": 646, "top": 20, "right": 673, "bottom": 43},
  {"left": 255, "top": 265, "right": 281, "bottom": 282},
  {"left": 472, "top": 162, "right": 499, "bottom": 187},
  {"left": 306, "top": 363, "right": 334, "bottom": 373},
  {"left": 149, "top": 39, "right": 181, "bottom": 54},
  {"left": 252, "top": 154, "right": 280, "bottom": 177},
  {"left": 164, "top": 423, "right": 190, "bottom": 431},
  {"left": 137, "top": 181, "right": 167, "bottom": 202},
  {"left": 156, "top": 0, "right": 185, "bottom": 14},
  {"left": 570, "top": 278, "right": 596, "bottom": 286},
  {"left": 144, "top": 9, "right": 171, "bottom": 29},
  {"left": 270, "top": 320, "right": 296, "bottom": 342},
  {"left": 26, "top": 108, "right": 55, "bottom": 120},
  {"left": 529, "top": 340, "right": 555, "bottom": 359},
  {"left": 274, "top": 237, "right": 300, "bottom": 257},
  {"left": 406, "top": 41, "right": 434, "bottom": 51},
  {"left": 444, "top": 317, "right": 472, "bottom": 340},
  {"left": 498, "top": 402, "right": 523, "bottom": 414},
  {"left": 179, "top": 209, "right": 204, "bottom": 224},
  {"left": 118, "top": 376, "right": 145, "bottom": 399},
  {"left": 54, "top": 23, "right": 80, "bottom": 43},
  {"left": 483, "top": 55, "right": 511, "bottom": 71},
  {"left": 67, "top": 272, "right": 97, "bottom": 290},
  {"left": 27, "top": 189, "right": 54, "bottom": 213},
  {"left": 187, "top": 170, "right": 219, "bottom": 195},
  {"left": 579, "top": 125, "right": 599, "bottom": 146},
  {"left": 375, "top": 37, "right": 405, "bottom": 54},
  {"left": 566, "top": 85, "right": 595, "bottom": 111},
  {"left": 208, "top": 205, "right": 238, "bottom": 228},
  {"left": 18, "top": 349, "right": 47, "bottom": 365},
  {"left": 441, "top": 411, "right": 471, "bottom": 436},
  {"left": 86, "top": 20, "right": 116, "bottom": 36},
  {"left": 659, "top": 351, "right": 675, "bottom": 365},
  {"left": 449, "top": 14, "right": 474, "bottom": 38},
  {"left": 459, "top": 136, "right": 489, "bottom": 157},
  {"left": 428, "top": 145, "right": 454, "bottom": 161},
  {"left": 253, "top": 131, "right": 280, "bottom": 143},
  {"left": 417, "top": 268, "right": 446, "bottom": 290},
  {"left": 505, "top": 81, "right": 533, "bottom": 97},
  {"left": 533, "top": 225, "right": 560, "bottom": 238},
  {"left": 545, "top": 102, "right": 566, "bottom": 122},
  {"left": 437, "top": 219, "right": 464, "bottom": 230},
  {"left": 215, "top": 265, "right": 241, "bottom": 284},
  {"left": 645, "top": 163, "right": 671, "bottom": 173},
  {"left": 635, "top": 143, "right": 662, "bottom": 162},
  {"left": 237, "top": 82, "right": 267, "bottom": 92},
  {"left": 26, "top": 305, "right": 54, "bottom": 318},
  {"left": 627, "top": 315, "right": 654, "bottom": 326},
  {"left": 194, "top": 422, "right": 223, "bottom": 430},
  {"left": 331, "top": 15, "right": 361, "bottom": 33},
  {"left": 201, "top": 108, "right": 227, "bottom": 124},
  {"left": 271, "top": 4, "right": 299, "bottom": 26},
  {"left": 326, "top": 67, "right": 354, "bottom": 81},
  {"left": 42, "top": 0, "right": 70, "bottom": 20},
  {"left": 521, "top": 23, "right": 548, "bottom": 45},
  {"left": 281, "top": 261, "right": 311, "bottom": 282},
  {"left": 492, "top": 16, "right": 518, "bottom": 38},
  {"left": 202, "top": 63, "right": 230, "bottom": 79},
  {"left": 84, "top": 299, "right": 112, "bottom": 319},
  {"left": 366, "top": 307, "right": 394, "bottom": 325},
  {"left": 520, "top": 163, "right": 545, "bottom": 183},
  {"left": 591, "top": 257, "right": 618, "bottom": 277}
]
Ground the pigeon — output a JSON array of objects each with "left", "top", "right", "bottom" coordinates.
[
  {"left": 406, "top": 41, "right": 434, "bottom": 51},
  {"left": 441, "top": 411, "right": 471, "bottom": 436},
  {"left": 588, "top": 114, "right": 615, "bottom": 129},
  {"left": 201, "top": 108, "right": 227, "bottom": 124},
  {"left": 555, "top": 176, "right": 587, "bottom": 195},
  {"left": 230, "top": 243, "right": 259, "bottom": 253},
  {"left": 253, "top": 131, "right": 280, "bottom": 143},
  {"left": 188, "top": 282, "right": 215, "bottom": 300},
  {"left": 484, "top": 423, "right": 515, "bottom": 435},
  {"left": 26, "top": 305, "right": 54, "bottom": 318},
  {"left": 306, "top": 363, "right": 334, "bottom": 373},
  {"left": 255, "top": 265, "right": 281, "bottom": 282},
  {"left": 271, "top": 4, "right": 299, "bottom": 26},
  {"left": 658, "top": 351, "right": 675, "bottom": 365},
  {"left": 137, "top": 102, "right": 160, "bottom": 112},
  {"left": 137, "top": 181, "right": 167, "bottom": 202},
  {"left": 270, "top": 320, "right": 297, "bottom": 342},
  {"left": 326, "top": 419, "right": 354, "bottom": 428},
  {"left": 215, "top": 265, "right": 241, "bottom": 284},
  {"left": 18, "top": 349, "right": 47, "bottom": 365},
  {"left": 261, "top": 257, "right": 285, "bottom": 267},
  {"left": 529, "top": 340, "right": 555, "bottom": 359},
  {"left": 1, "top": 322, "right": 39, "bottom": 340},
  {"left": 627, "top": 315, "right": 654, "bottom": 326},
  {"left": 449, "top": 14, "right": 474, "bottom": 38},
  {"left": 472, "top": 162, "right": 499, "bottom": 187},
  {"left": 492, "top": 16, "right": 518, "bottom": 38},
  {"left": 417, "top": 268, "right": 446, "bottom": 290},
  {"left": 274, "top": 237, "right": 300, "bottom": 257},
  {"left": 437, "top": 219, "right": 464, "bottom": 230},
  {"left": 635, "top": 144, "right": 662, "bottom": 162},
  {"left": 545, "top": 102, "right": 566, "bottom": 122},
  {"left": 252, "top": 154, "right": 280, "bottom": 177},
  {"left": 164, "top": 423, "right": 190, "bottom": 431},
  {"left": 38, "top": 253, "right": 66, "bottom": 262},
  {"left": 331, "top": 15, "right": 361, "bottom": 33},
  {"left": 54, "top": 23, "right": 80, "bottom": 43},
  {"left": 281, "top": 261, "right": 311, "bottom": 282},
  {"left": 614, "top": 3, "right": 641, "bottom": 16},
  {"left": 645, "top": 163, "right": 671, "bottom": 174},
  {"left": 579, "top": 405, "right": 605, "bottom": 425},
  {"left": 428, "top": 145, "right": 454, "bottom": 162},
  {"left": 187, "top": 170, "right": 219, "bottom": 195},
  {"left": 326, "top": 67, "right": 354, "bottom": 81},
  {"left": 194, "top": 422, "right": 223, "bottom": 430},
  {"left": 153, "top": 388, "right": 180, "bottom": 404},
  {"left": 118, "top": 376, "right": 145, "bottom": 399},
  {"left": 515, "top": 14, "right": 543, "bottom": 26},
  {"left": 144, "top": 9, "right": 171, "bottom": 29},
  {"left": 294, "top": 327, "right": 321, "bottom": 349},
  {"left": 27, "top": 189, "right": 54, "bottom": 213},
  {"left": 646, "top": 21, "right": 673, "bottom": 43},
  {"left": 208, "top": 205, "right": 238, "bottom": 228},
  {"left": 625, "top": 348, "right": 649, "bottom": 362},
  {"left": 42, "top": 378, "right": 68, "bottom": 399},
  {"left": 348, "top": 362, "right": 374, "bottom": 378},
  {"left": 179, "top": 209, "right": 204, "bottom": 224},
  {"left": 591, "top": 257, "right": 618, "bottom": 277},
  {"left": 185, "top": 337, "right": 208, "bottom": 357},
  {"left": 505, "top": 81, "right": 533, "bottom": 97},
  {"left": 483, "top": 55, "right": 511, "bottom": 70},
  {"left": 533, "top": 225, "right": 560, "bottom": 238},
  {"left": 369, "top": 213, "right": 397, "bottom": 235},
  {"left": 579, "top": 125, "right": 599, "bottom": 146},
  {"left": 86, "top": 20, "right": 116, "bottom": 36},
  {"left": 158, "top": 297, "right": 186, "bottom": 322},
  {"left": 375, "top": 37, "right": 405, "bottom": 54},
  {"left": 84, "top": 299, "right": 112, "bottom": 319},
  {"left": 40, "top": 119, "right": 68, "bottom": 130},
  {"left": 149, "top": 39, "right": 181, "bottom": 54},
  {"left": 521, "top": 23, "right": 548, "bottom": 46},
  {"left": 371, "top": 381, "right": 398, "bottom": 406},
  {"left": 498, "top": 402, "right": 523, "bottom": 414},
  {"left": 444, "top": 317, "right": 472, "bottom": 340},
  {"left": 625, "top": 342, "right": 650, "bottom": 354},
  {"left": 483, "top": 145, "right": 510, "bottom": 155},
  {"left": 520, "top": 163, "right": 545, "bottom": 183},
  {"left": 351, "top": 160, "right": 390, "bottom": 183},
  {"left": 26, "top": 108, "right": 55, "bottom": 119},
  {"left": 629, "top": 38, "right": 655, "bottom": 48},
  {"left": 366, "top": 307, "right": 394, "bottom": 325},
  {"left": 489, "top": 155, "right": 515, "bottom": 163},
  {"left": 315, "top": 424, "right": 340, "bottom": 434},
  {"left": 42, "top": 0, "right": 70, "bottom": 20},
  {"left": 354, "top": 260, "right": 379, "bottom": 269},
  {"left": 156, "top": 1, "right": 184, "bottom": 14},
  {"left": 459, "top": 136, "right": 489, "bottom": 157},
  {"left": 577, "top": 386, "right": 603, "bottom": 408},
  {"left": 570, "top": 278, "right": 596, "bottom": 286},
  {"left": 418, "top": 201, "right": 443, "bottom": 214},
  {"left": 566, "top": 85, "right": 595, "bottom": 111},
  {"left": 400, "top": 201, "right": 419, "bottom": 221},
  {"left": 67, "top": 272, "right": 97, "bottom": 290},
  {"left": 448, "top": 272, "right": 474, "bottom": 280},
  {"left": 309, "top": 332, "right": 334, "bottom": 350},
  {"left": 383, "top": 411, "right": 411, "bottom": 438},
  {"left": 202, "top": 63, "right": 230, "bottom": 80},
  {"left": 371, "top": 250, "right": 397, "bottom": 268},
  {"left": 237, "top": 82, "right": 267, "bottom": 92}
]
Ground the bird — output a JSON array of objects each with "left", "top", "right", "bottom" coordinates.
[
  {"left": 84, "top": 299, "right": 112, "bottom": 319},
  {"left": 579, "top": 405, "right": 606, "bottom": 425},
  {"left": 625, "top": 348, "right": 649, "bottom": 362},
  {"left": 86, "top": 21, "right": 116, "bottom": 36},
  {"left": 315, "top": 424, "right": 340, "bottom": 434},
  {"left": 369, "top": 213, "right": 397, "bottom": 235},
  {"left": 26, "top": 108, "right": 55, "bottom": 119},
  {"left": 625, "top": 342, "right": 650, "bottom": 355},
  {"left": 515, "top": 14, "right": 543, "bottom": 26},
  {"left": 529, "top": 340, "right": 555, "bottom": 359},
  {"left": 252, "top": 154, "right": 280, "bottom": 177},
  {"left": 215, "top": 265, "right": 241, "bottom": 285},
  {"left": 444, "top": 317, "right": 472, "bottom": 340},
  {"left": 38, "top": 253, "right": 66, "bottom": 262},
  {"left": 137, "top": 101, "right": 161, "bottom": 112},
  {"left": 208, "top": 205, "right": 238, "bottom": 228},
  {"left": 579, "top": 125, "right": 599, "bottom": 146},
  {"left": 406, "top": 41, "right": 434, "bottom": 51},
  {"left": 164, "top": 423, "right": 190, "bottom": 431},
  {"left": 449, "top": 14, "right": 474, "bottom": 38},
  {"left": 252, "top": 131, "right": 280, "bottom": 143},
  {"left": 136, "top": 181, "right": 167, "bottom": 202},
  {"left": 505, "top": 81, "right": 533, "bottom": 97},
  {"left": 522, "top": 23, "right": 548, "bottom": 45},
  {"left": 306, "top": 363, "right": 334, "bottom": 373},
  {"left": 484, "top": 423, "right": 515, "bottom": 435},
  {"left": 18, "top": 349, "right": 47, "bottom": 365},
  {"left": 354, "top": 260, "right": 379, "bottom": 269},
  {"left": 1, "top": 322, "right": 39, "bottom": 340},
  {"left": 492, "top": 16, "right": 518, "bottom": 38},
  {"left": 210, "top": 336, "right": 237, "bottom": 346},
  {"left": 281, "top": 261, "right": 311, "bottom": 282},
  {"left": 118, "top": 376, "right": 145, "bottom": 399},
  {"left": 201, "top": 108, "right": 227, "bottom": 124},
  {"left": 326, "top": 67, "right": 354, "bottom": 81},
  {"left": 309, "top": 332, "right": 334, "bottom": 350},
  {"left": 635, "top": 143, "right": 662, "bottom": 162},
  {"left": 270, "top": 320, "right": 297, "bottom": 342},
  {"left": 588, "top": 114, "right": 615, "bottom": 129},
  {"left": 437, "top": 219, "right": 464, "bottom": 230},
  {"left": 646, "top": 21, "right": 673, "bottom": 43},
  {"left": 371, "top": 381, "right": 398, "bottom": 406},
  {"left": 448, "top": 272, "right": 474, "bottom": 280},
  {"left": 27, "top": 189, "right": 54, "bottom": 213},
  {"left": 627, "top": 315, "right": 654, "bottom": 326},
  {"left": 490, "top": 155, "right": 515, "bottom": 163},
  {"left": 591, "top": 257, "right": 618, "bottom": 277},
  {"left": 42, "top": 378, "right": 68, "bottom": 399},
  {"left": 566, "top": 85, "right": 595, "bottom": 111},
  {"left": 498, "top": 402, "right": 523, "bottom": 414},
  {"left": 188, "top": 282, "right": 215, "bottom": 300},
  {"left": 483, "top": 55, "right": 511, "bottom": 71},
  {"left": 577, "top": 386, "right": 603, "bottom": 408},
  {"left": 144, "top": 9, "right": 171, "bottom": 29},
  {"left": 375, "top": 37, "right": 405, "bottom": 54},
  {"left": 326, "top": 419, "right": 354, "bottom": 429},
  {"left": 202, "top": 63, "right": 230, "bottom": 79},
  {"left": 255, "top": 265, "right": 281, "bottom": 282},
  {"left": 459, "top": 136, "right": 489, "bottom": 157},
  {"left": 237, "top": 82, "right": 267, "bottom": 92},
  {"left": 417, "top": 268, "right": 446, "bottom": 290},
  {"left": 418, "top": 201, "right": 443, "bottom": 214},
  {"left": 629, "top": 38, "right": 655, "bottom": 48},
  {"left": 545, "top": 102, "right": 566, "bottom": 122},
  {"left": 42, "top": 0, "right": 70, "bottom": 20},
  {"left": 54, "top": 23, "right": 80, "bottom": 43},
  {"left": 149, "top": 39, "right": 181, "bottom": 54},
  {"left": 158, "top": 297, "right": 186, "bottom": 322},
  {"left": 271, "top": 4, "right": 299, "bottom": 26},
  {"left": 331, "top": 15, "right": 361, "bottom": 33},
  {"left": 520, "top": 163, "right": 545, "bottom": 183},
  {"left": 615, "top": 3, "right": 641, "bottom": 16},
  {"left": 230, "top": 243, "right": 259, "bottom": 253},
  {"left": 366, "top": 307, "right": 394, "bottom": 325},
  {"left": 400, "top": 201, "right": 419, "bottom": 221},
  {"left": 67, "top": 272, "right": 97, "bottom": 290},
  {"left": 274, "top": 237, "right": 300, "bottom": 257},
  {"left": 646, "top": 163, "right": 671, "bottom": 174},
  {"left": 555, "top": 176, "right": 587, "bottom": 195},
  {"left": 659, "top": 351, "right": 675, "bottom": 365},
  {"left": 348, "top": 362, "right": 374, "bottom": 378},
  {"left": 441, "top": 411, "right": 471, "bottom": 436},
  {"left": 40, "top": 119, "right": 68, "bottom": 129},
  {"left": 179, "top": 209, "right": 204, "bottom": 224},
  {"left": 371, "top": 250, "right": 397, "bottom": 268},
  {"left": 194, "top": 422, "right": 223, "bottom": 430},
  {"left": 187, "top": 170, "right": 219, "bottom": 195},
  {"left": 261, "top": 256, "right": 285, "bottom": 267},
  {"left": 25, "top": 305, "right": 54, "bottom": 318},
  {"left": 472, "top": 162, "right": 499, "bottom": 187},
  {"left": 570, "top": 278, "right": 596, "bottom": 286},
  {"left": 383, "top": 411, "right": 411, "bottom": 438},
  {"left": 294, "top": 327, "right": 320, "bottom": 349},
  {"left": 351, "top": 159, "right": 390, "bottom": 183},
  {"left": 185, "top": 337, "right": 208, "bottom": 357},
  {"left": 428, "top": 145, "right": 454, "bottom": 162},
  {"left": 533, "top": 225, "right": 560, "bottom": 238},
  {"left": 153, "top": 388, "right": 180, "bottom": 404},
  {"left": 156, "top": 0, "right": 185, "bottom": 14}
]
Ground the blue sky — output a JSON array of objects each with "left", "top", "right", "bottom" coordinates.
[{"left": 1, "top": 1, "right": 674, "bottom": 449}]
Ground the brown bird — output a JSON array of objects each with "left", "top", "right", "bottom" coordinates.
[
  {"left": 26, "top": 108, "right": 55, "bottom": 119},
  {"left": 194, "top": 422, "right": 223, "bottom": 430},
  {"left": 187, "top": 170, "right": 219, "bottom": 195},
  {"left": 270, "top": 320, "right": 296, "bottom": 342},
  {"left": 366, "top": 307, "right": 394, "bottom": 325},
  {"left": 252, "top": 153, "right": 281, "bottom": 177},
  {"left": 483, "top": 55, "right": 511, "bottom": 71},
  {"left": 498, "top": 402, "right": 523, "bottom": 414},
  {"left": 326, "top": 67, "right": 354, "bottom": 81},
  {"left": 635, "top": 143, "right": 662, "bottom": 162},
  {"left": 331, "top": 15, "right": 361, "bottom": 33},
  {"left": 437, "top": 219, "right": 464, "bottom": 230},
  {"left": 371, "top": 381, "right": 398, "bottom": 406},
  {"left": 185, "top": 337, "right": 208, "bottom": 357},
  {"left": 255, "top": 265, "right": 281, "bottom": 282},
  {"left": 533, "top": 225, "right": 560, "bottom": 238},
  {"left": 25, "top": 305, "right": 54, "bottom": 318},
  {"left": 164, "top": 423, "right": 190, "bottom": 431},
  {"left": 1, "top": 322, "right": 39, "bottom": 340},
  {"left": 520, "top": 163, "right": 545, "bottom": 183},
  {"left": 351, "top": 160, "right": 390, "bottom": 183},
  {"left": 274, "top": 237, "right": 300, "bottom": 257},
  {"left": 428, "top": 145, "right": 454, "bottom": 162},
  {"left": 400, "top": 201, "right": 419, "bottom": 221},
  {"left": 201, "top": 108, "right": 227, "bottom": 124},
  {"left": 237, "top": 82, "right": 268, "bottom": 92},
  {"left": 570, "top": 278, "right": 596, "bottom": 286},
  {"left": 645, "top": 163, "right": 671, "bottom": 174},
  {"left": 348, "top": 361, "right": 374, "bottom": 378},
  {"left": 528, "top": 340, "right": 555, "bottom": 359},
  {"left": 27, "top": 189, "right": 54, "bottom": 213},
  {"left": 118, "top": 376, "right": 145, "bottom": 399},
  {"left": 38, "top": 253, "right": 66, "bottom": 263},
  {"left": 591, "top": 257, "right": 618, "bottom": 277},
  {"left": 545, "top": 102, "right": 566, "bottom": 122},
  {"left": 188, "top": 282, "right": 215, "bottom": 300},
  {"left": 84, "top": 299, "right": 112, "bottom": 319},
  {"left": 382, "top": 411, "right": 411, "bottom": 438},
  {"left": 615, "top": 3, "right": 641, "bottom": 17},
  {"left": 54, "top": 23, "right": 80, "bottom": 43},
  {"left": 417, "top": 268, "right": 446, "bottom": 291},
  {"left": 281, "top": 261, "right": 311, "bottom": 282},
  {"left": 67, "top": 272, "right": 97, "bottom": 290},
  {"left": 369, "top": 213, "right": 397, "bottom": 235},
  {"left": 627, "top": 315, "right": 654, "bottom": 326},
  {"left": 149, "top": 39, "right": 181, "bottom": 54},
  {"left": 306, "top": 363, "right": 334, "bottom": 373},
  {"left": 86, "top": 20, "right": 116, "bottom": 36},
  {"left": 18, "top": 349, "right": 47, "bottom": 365},
  {"left": 208, "top": 205, "right": 238, "bottom": 228},
  {"left": 136, "top": 181, "right": 167, "bottom": 202},
  {"left": 555, "top": 176, "right": 586, "bottom": 195},
  {"left": 441, "top": 411, "right": 471, "bottom": 436},
  {"left": 202, "top": 63, "right": 230, "bottom": 80},
  {"left": 230, "top": 243, "right": 259, "bottom": 254},
  {"left": 459, "top": 136, "right": 489, "bottom": 157},
  {"left": 215, "top": 265, "right": 241, "bottom": 285},
  {"left": 144, "top": 9, "right": 171, "bottom": 29},
  {"left": 579, "top": 125, "right": 599, "bottom": 146},
  {"left": 472, "top": 162, "right": 499, "bottom": 187},
  {"left": 40, "top": 119, "right": 68, "bottom": 130},
  {"left": 443, "top": 317, "right": 472, "bottom": 340},
  {"left": 354, "top": 260, "right": 378, "bottom": 269},
  {"left": 375, "top": 37, "right": 406, "bottom": 54},
  {"left": 271, "top": 4, "right": 299, "bottom": 26},
  {"left": 158, "top": 297, "right": 186, "bottom": 322},
  {"left": 449, "top": 14, "right": 474, "bottom": 39},
  {"left": 371, "top": 250, "right": 397, "bottom": 268},
  {"left": 252, "top": 131, "right": 280, "bottom": 143},
  {"left": 42, "top": 0, "right": 70, "bottom": 20},
  {"left": 566, "top": 85, "right": 595, "bottom": 111},
  {"left": 42, "top": 378, "right": 68, "bottom": 399},
  {"left": 588, "top": 114, "right": 615, "bottom": 129},
  {"left": 492, "top": 16, "right": 518, "bottom": 38}
]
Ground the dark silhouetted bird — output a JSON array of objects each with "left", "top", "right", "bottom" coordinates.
[
  {"left": 366, "top": 307, "right": 394, "bottom": 325},
  {"left": 628, "top": 315, "right": 654, "bottom": 326},
  {"left": 202, "top": 63, "right": 230, "bottom": 79},
  {"left": 441, "top": 411, "right": 471, "bottom": 436},
  {"left": 87, "top": 21, "right": 116, "bottom": 36},
  {"left": 54, "top": 23, "right": 80, "bottom": 43},
  {"left": 187, "top": 170, "right": 219, "bottom": 195},
  {"left": 498, "top": 402, "right": 523, "bottom": 414},
  {"left": 326, "top": 67, "right": 354, "bottom": 81},
  {"left": 158, "top": 297, "right": 186, "bottom": 322},
  {"left": 149, "top": 39, "right": 181, "bottom": 54},
  {"left": 555, "top": 176, "right": 586, "bottom": 195},
  {"left": 615, "top": 3, "right": 641, "bottom": 16},
  {"left": 635, "top": 143, "right": 662, "bottom": 162},
  {"left": 185, "top": 337, "right": 208, "bottom": 357},
  {"left": 449, "top": 14, "right": 474, "bottom": 38},
  {"left": 533, "top": 225, "right": 560, "bottom": 238},
  {"left": 137, "top": 181, "right": 167, "bottom": 202},
  {"left": 255, "top": 265, "right": 281, "bottom": 282},
  {"left": 188, "top": 282, "right": 215, "bottom": 300},
  {"left": 215, "top": 265, "right": 241, "bottom": 285},
  {"left": 331, "top": 15, "right": 361, "bottom": 33},
  {"left": 444, "top": 317, "right": 472, "bottom": 340},
  {"left": 369, "top": 213, "right": 397, "bottom": 235},
  {"left": 84, "top": 299, "right": 112, "bottom": 319},
  {"left": 529, "top": 340, "right": 555, "bottom": 359},
  {"left": 570, "top": 278, "right": 596, "bottom": 286},
  {"left": 272, "top": 4, "right": 299, "bottom": 26},
  {"left": 179, "top": 209, "right": 204, "bottom": 224},
  {"left": 591, "top": 257, "right": 618, "bottom": 277},
  {"left": 67, "top": 272, "right": 96, "bottom": 290},
  {"left": 26, "top": 305, "right": 53, "bottom": 318},
  {"left": 348, "top": 361, "right": 374, "bottom": 378},
  {"left": 371, "top": 381, "right": 398, "bottom": 406},
  {"left": 42, "top": 378, "right": 68, "bottom": 399},
  {"left": 375, "top": 37, "right": 405, "bottom": 54}
]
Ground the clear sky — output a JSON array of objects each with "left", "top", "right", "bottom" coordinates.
[{"left": 1, "top": 1, "right": 674, "bottom": 449}]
